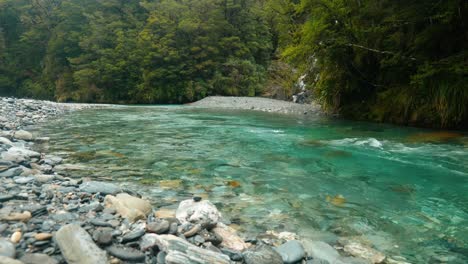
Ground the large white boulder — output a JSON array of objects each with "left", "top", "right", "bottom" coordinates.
[{"left": 176, "top": 199, "right": 221, "bottom": 226}]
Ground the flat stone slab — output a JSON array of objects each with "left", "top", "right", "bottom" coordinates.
[
  {"left": 55, "top": 224, "right": 107, "bottom": 264},
  {"left": 154, "top": 234, "right": 231, "bottom": 264}
]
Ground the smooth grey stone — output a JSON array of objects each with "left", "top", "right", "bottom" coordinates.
[
  {"left": 14, "top": 176, "right": 35, "bottom": 184},
  {"left": 0, "top": 238, "right": 16, "bottom": 258},
  {"left": 0, "top": 256, "right": 23, "bottom": 264},
  {"left": 275, "top": 240, "right": 306, "bottom": 264},
  {"left": 243, "top": 244, "right": 283, "bottom": 264},
  {"left": 65, "top": 204, "right": 79, "bottom": 212},
  {"left": 0, "top": 195, "right": 15, "bottom": 202},
  {"left": 55, "top": 224, "right": 107, "bottom": 264},
  {"left": 0, "top": 167, "right": 23, "bottom": 178},
  {"left": 102, "top": 208, "right": 116, "bottom": 214},
  {"left": 99, "top": 213, "right": 114, "bottom": 221},
  {"left": 20, "top": 253, "right": 58, "bottom": 264},
  {"left": 92, "top": 228, "right": 113, "bottom": 246},
  {"left": 122, "top": 228, "right": 146, "bottom": 243},
  {"left": 169, "top": 222, "right": 178, "bottom": 235},
  {"left": 221, "top": 248, "right": 243, "bottom": 261},
  {"left": 33, "top": 240, "right": 51, "bottom": 247},
  {"left": 0, "top": 224, "right": 8, "bottom": 233},
  {"left": 42, "top": 247, "right": 55, "bottom": 255},
  {"left": 78, "top": 202, "right": 102, "bottom": 213},
  {"left": 105, "top": 244, "right": 145, "bottom": 262},
  {"left": 57, "top": 186, "right": 76, "bottom": 193},
  {"left": 108, "top": 219, "right": 120, "bottom": 228},
  {"left": 147, "top": 220, "right": 170, "bottom": 234},
  {"left": 90, "top": 219, "right": 112, "bottom": 227},
  {"left": 140, "top": 234, "right": 158, "bottom": 251},
  {"left": 193, "top": 235, "right": 205, "bottom": 245},
  {"left": 51, "top": 212, "right": 77, "bottom": 222},
  {"left": 302, "top": 241, "right": 341, "bottom": 264},
  {"left": 79, "top": 181, "right": 122, "bottom": 195},
  {"left": 156, "top": 251, "right": 166, "bottom": 264},
  {"left": 41, "top": 220, "right": 56, "bottom": 231}
]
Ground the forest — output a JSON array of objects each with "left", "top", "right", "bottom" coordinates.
[{"left": 0, "top": 0, "right": 467, "bottom": 128}]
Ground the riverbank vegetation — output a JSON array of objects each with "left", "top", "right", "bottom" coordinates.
[{"left": 0, "top": 0, "right": 466, "bottom": 128}]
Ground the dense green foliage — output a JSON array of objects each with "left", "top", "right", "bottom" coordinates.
[
  {"left": 275, "top": 0, "right": 468, "bottom": 128},
  {"left": 0, "top": 0, "right": 271, "bottom": 103},
  {"left": 0, "top": 0, "right": 467, "bottom": 128}
]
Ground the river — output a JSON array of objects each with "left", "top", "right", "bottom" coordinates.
[{"left": 33, "top": 106, "right": 468, "bottom": 263}]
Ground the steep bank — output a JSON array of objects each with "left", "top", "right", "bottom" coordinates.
[{"left": 189, "top": 96, "right": 323, "bottom": 116}]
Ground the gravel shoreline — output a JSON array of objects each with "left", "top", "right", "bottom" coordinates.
[
  {"left": 0, "top": 97, "right": 400, "bottom": 264},
  {"left": 189, "top": 96, "right": 323, "bottom": 116}
]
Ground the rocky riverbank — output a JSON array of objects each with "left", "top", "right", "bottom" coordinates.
[
  {"left": 189, "top": 96, "right": 323, "bottom": 116},
  {"left": 0, "top": 97, "right": 403, "bottom": 264}
]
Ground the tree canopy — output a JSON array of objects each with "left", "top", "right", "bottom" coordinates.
[{"left": 0, "top": 0, "right": 466, "bottom": 128}]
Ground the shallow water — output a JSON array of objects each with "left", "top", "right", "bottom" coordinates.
[{"left": 35, "top": 106, "right": 468, "bottom": 263}]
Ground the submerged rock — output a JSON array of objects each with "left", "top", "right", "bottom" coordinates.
[
  {"left": 343, "top": 241, "right": 386, "bottom": 263},
  {"left": 154, "top": 234, "right": 231, "bottom": 264},
  {"left": 176, "top": 199, "right": 221, "bottom": 226},
  {"left": 302, "top": 241, "right": 340, "bottom": 263},
  {"left": 55, "top": 224, "right": 107, "bottom": 264},
  {"left": 275, "top": 240, "right": 305, "bottom": 264}
]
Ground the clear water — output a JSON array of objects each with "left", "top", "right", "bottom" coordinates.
[{"left": 34, "top": 106, "right": 468, "bottom": 263}]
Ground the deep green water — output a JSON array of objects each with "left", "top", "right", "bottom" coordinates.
[{"left": 35, "top": 106, "right": 468, "bottom": 263}]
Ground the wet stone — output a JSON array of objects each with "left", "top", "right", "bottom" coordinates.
[
  {"left": 156, "top": 251, "right": 166, "bottom": 264},
  {"left": 169, "top": 222, "right": 178, "bottom": 235},
  {"left": 106, "top": 244, "right": 146, "bottom": 262},
  {"left": 147, "top": 220, "right": 170, "bottom": 234},
  {"left": 108, "top": 219, "right": 120, "bottom": 228},
  {"left": 33, "top": 240, "right": 51, "bottom": 247},
  {"left": 194, "top": 235, "right": 205, "bottom": 245},
  {"left": 43, "top": 247, "right": 55, "bottom": 255},
  {"left": 122, "top": 228, "right": 146, "bottom": 243},
  {"left": 13, "top": 176, "right": 35, "bottom": 184},
  {"left": 93, "top": 228, "right": 113, "bottom": 246},
  {"left": 0, "top": 195, "right": 15, "bottom": 202},
  {"left": 51, "top": 212, "right": 77, "bottom": 222},
  {"left": 221, "top": 248, "right": 243, "bottom": 262},
  {"left": 90, "top": 219, "right": 112, "bottom": 227},
  {"left": 0, "top": 224, "right": 8, "bottom": 233},
  {"left": 55, "top": 224, "right": 107, "bottom": 264},
  {"left": 41, "top": 220, "right": 56, "bottom": 232},
  {"left": 0, "top": 256, "right": 23, "bottom": 264},
  {"left": 99, "top": 213, "right": 115, "bottom": 220},
  {"left": 275, "top": 240, "right": 306, "bottom": 264},
  {"left": 79, "top": 181, "right": 122, "bottom": 195},
  {"left": 243, "top": 244, "right": 283, "bottom": 264},
  {"left": 102, "top": 208, "right": 116, "bottom": 214},
  {"left": 20, "top": 253, "right": 58, "bottom": 264},
  {"left": 0, "top": 238, "right": 16, "bottom": 258}
]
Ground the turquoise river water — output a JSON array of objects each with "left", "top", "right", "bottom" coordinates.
[{"left": 34, "top": 106, "right": 467, "bottom": 263}]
